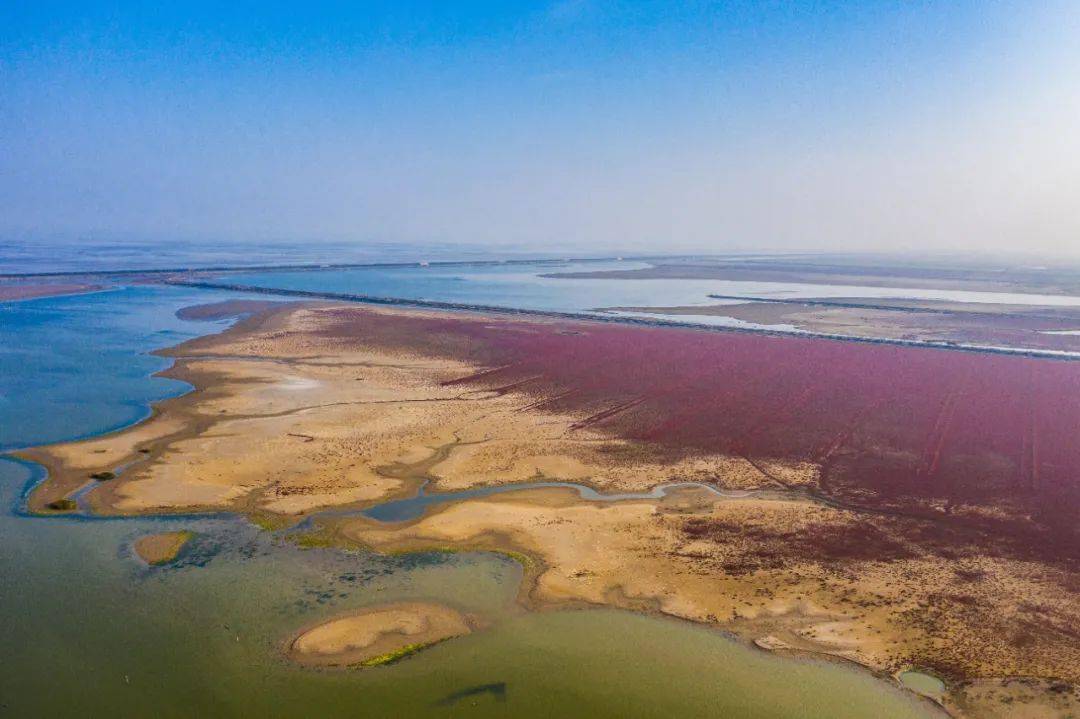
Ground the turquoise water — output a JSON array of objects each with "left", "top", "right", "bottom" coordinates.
[{"left": 0, "top": 281, "right": 937, "bottom": 717}]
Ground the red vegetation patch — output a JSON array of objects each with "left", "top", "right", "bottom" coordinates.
[
  {"left": 318, "top": 307, "right": 1080, "bottom": 561},
  {"left": 680, "top": 516, "right": 916, "bottom": 574}
]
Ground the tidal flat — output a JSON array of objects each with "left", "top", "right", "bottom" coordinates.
[{"left": 4, "top": 287, "right": 1076, "bottom": 717}]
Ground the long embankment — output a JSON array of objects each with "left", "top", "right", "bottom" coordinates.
[
  {"left": 706, "top": 293, "right": 1080, "bottom": 322},
  {"left": 167, "top": 279, "right": 1080, "bottom": 362},
  {"left": 708, "top": 294, "right": 957, "bottom": 315}
]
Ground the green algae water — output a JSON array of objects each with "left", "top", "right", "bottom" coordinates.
[{"left": 0, "top": 287, "right": 938, "bottom": 718}]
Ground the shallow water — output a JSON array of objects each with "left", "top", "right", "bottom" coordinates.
[
  {"left": 227, "top": 261, "right": 1080, "bottom": 315},
  {"left": 0, "top": 285, "right": 246, "bottom": 451},
  {"left": 0, "top": 282, "right": 939, "bottom": 717},
  {"left": 356, "top": 480, "right": 750, "bottom": 523},
  {"left": 0, "top": 459, "right": 935, "bottom": 719},
  {"left": 898, "top": 671, "right": 947, "bottom": 701}
]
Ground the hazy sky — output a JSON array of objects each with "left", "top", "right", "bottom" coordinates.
[{"left": 3, "top": 1, "right": 1079, "bottom": 256}]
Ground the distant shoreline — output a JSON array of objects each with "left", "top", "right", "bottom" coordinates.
[
  {"left": 165, "top": 279, "right": 1080, "bottom": 361},
  {"left": 0, "top": 282, "right": 107, "bottom": 302}
]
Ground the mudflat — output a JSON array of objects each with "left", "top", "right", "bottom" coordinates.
[{"left": 22, "top": 302, "right": 1080, "bottom": 718}]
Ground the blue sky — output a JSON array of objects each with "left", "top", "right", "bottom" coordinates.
[{"left": 2, "top": 1, "right": 1078, "bottom": 255}]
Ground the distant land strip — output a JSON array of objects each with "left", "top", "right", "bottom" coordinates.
[
  {"left": 707, "top": 294, "right": 958, "bottom": 314},
  {"left": 166, "top": 279, "right": 1080, "bottom": 362},
  {"left": 0, "top": 255, "right": 651, "bottom": 280},
  {"left": 704, "top": 293, "right": 1080, "bottom": 323},
  {"left": 705, "top": 294, "right": 1080, "bottom": 323}
]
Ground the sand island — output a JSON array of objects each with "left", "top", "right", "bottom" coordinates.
[
  {"left": 133, "top": 530, "right": 194, "bottom": 565},
  {"left": 287, "top": 601, "right": 474, "bottom": 668},
  {"left": 20, "top": 301, "right": 1080, "bottom": 718}
]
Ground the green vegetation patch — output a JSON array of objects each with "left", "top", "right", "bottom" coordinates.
[
  {"left": 45, "top": 498, "right": 77, "bottom": 511},
  {"left": 89, "top": 471, "right": 116, "bottom": 481},
  {"left": 358, "top": 640, "right": 439, "bottom": 668},
  {"left": 387, "top": 545, "right": 464, "bottom": 557},
  {"left": 290, "top": 531, "right": 368, "bottom": 553},
  {"left": 495, "top": 549, "right": 535, "bottom": 570},
  {"left": 293, "top": 532, "right": 335, "bottom": 550},
  {"left": 249, "top": 514, "right": 289, "bottom": 532}
]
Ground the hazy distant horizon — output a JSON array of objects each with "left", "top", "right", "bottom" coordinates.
[
  {"left": 5, "top": 236, "right": 1080, "bottom": 277},
  {"left": 4, "top": 2, "right": 1079, "bottom": 258}
]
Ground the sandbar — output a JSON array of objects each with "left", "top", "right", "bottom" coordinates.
[
  {"left": 133, "top": 530, "right": 193, "bottom": 565},
  {"left": 0, "top": 282, "right": 104, "bottom": 301},
  {"left": 287, "top": 601, "right": 472, "bottom": 667}
]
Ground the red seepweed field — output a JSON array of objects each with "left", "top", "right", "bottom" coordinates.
[{"left": 321, "top": 307, "right": 1080, "bottom": 562}]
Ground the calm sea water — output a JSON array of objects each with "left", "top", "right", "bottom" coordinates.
[
  {"left": 0, "top": 281, "right": 937, "bottom": 717},
  {"left": 0, "top": 238, "right": 555, "bottom": 274},
  {"left": 0, "top": 285, "right": 241, "bottom": 450}
]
